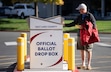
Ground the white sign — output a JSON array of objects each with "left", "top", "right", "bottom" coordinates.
[
  {"left": 30, "top": 16, "right": 63, "bottom": 69},
  {"left": 30, "top": 18, "right": 62, "bottom": 30},
  {"left": 45, "top": 15, "right": 64, "bottom": 24}
]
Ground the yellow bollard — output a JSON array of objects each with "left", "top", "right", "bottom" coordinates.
[
  {"left": 17, "top": 37, "right": 24, "bottom": 71},
  {"left": 68, "top": 38, "right": 75, "bottom": 70},
  {"left": 64, "top": 33, "right": 70, "bottom": 62},
  {"left": 21, "top": 33, "right": 27, "bottom": 61}
]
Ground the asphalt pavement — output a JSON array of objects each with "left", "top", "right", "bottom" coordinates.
[
  {"left": 70, "top": 33, "right": 111, "bottom": 72},
  {"left": 0, "top": 32, "right": 111, "bottom": 72}
]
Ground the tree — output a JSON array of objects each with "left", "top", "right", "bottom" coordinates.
[
  {"left": 1, "top": 0, "right": 12, "bottom": 6},
  {"left": 11, "top": 0, "right": 64, "bottom": 17}
]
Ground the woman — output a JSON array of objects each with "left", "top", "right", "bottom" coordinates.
[{"left": 65, "top": 3, "right": 97, "bottom": 70}]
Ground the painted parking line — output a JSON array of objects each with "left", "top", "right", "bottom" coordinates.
[
  {"left": 97, "top": 60, "right": 111, "bottom": 63},
  {"left": 100, "top": 37, "right": 111, "bottom": 39},
  {"left": 0, "top": 55, "right": 16, "bottom": 57},
  {"left": 77, "top": 59, "right": 111, "bottom": 64},
  {"left": 0, "top": 55, "right": 16, "bottom": 68},
  {"left": 76, "top": 55, "right": 111, "bottom": 67},
  {"left": 94, "top": 56, "right": 111, "bottom": 59},
  {"left": 92, "top": 66, "right": 111, "bottom": 69},
  {"left": 95, "top": 42, "right": 111, "bottom": 47},
  {"left": 0, "top": 62, "right": 15, "bottom": 65},
  {"left": 0, "top": 57, "right": 16, "bottom": 61},
  {"left": 76, "top": 60, "right": 111, "bottom": 66},
  {"left": 0, "top": 55, "right": 16, "bottom": 58},
  {"left": 75, "top": 56, "right": 111, "bottom": 60},
  {"left": 0, "top": 56, "right": 8, "bottom": 58}
]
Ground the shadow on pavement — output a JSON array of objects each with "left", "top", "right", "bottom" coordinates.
[
  {"left": 0, "top": 68, "right": 7, "bottom": 72},
  {"left": 6, "top": 62, "right": 16, "bottom": 72}
]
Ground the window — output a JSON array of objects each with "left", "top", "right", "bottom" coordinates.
[
  {"left": 27, "top": 5, "right": 34, "bottom": 9},
  {"left": 14, "top": 5, "right": 25, "bottom": 9}
]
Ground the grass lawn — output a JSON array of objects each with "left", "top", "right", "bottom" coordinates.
[
  {"left": 64, "top": 20, "right": 111, "bottom": 33},
  {"left": 0, "top": 18, "right": 111, "bottom": 33},
  {"left": 0, "top": 18, "right": 29, "bottom": 31}
]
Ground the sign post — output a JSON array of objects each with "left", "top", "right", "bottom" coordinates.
[{"left": 30, "top": 16, "right": 63, "bottom": 70}]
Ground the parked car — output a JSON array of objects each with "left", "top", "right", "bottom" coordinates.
[
  {"left": 12, "top": 3, "right": 35, "bottom": 18},
  {"left": 0, "top": 7, "right": 5, "bottom": 16},
  {"left": 0, "top": 6, "right": 13, "bottom": 17}
]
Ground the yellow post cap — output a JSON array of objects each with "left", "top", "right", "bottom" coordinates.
[
  {"left": 64, "top": 33, "right": 70, "bottom": 38},
  {"left": 68, "top": 38, "right": 74, "bottom": 43},
  {"left": 21, "top": 33, "right": 27, "bottom": 37},
  {"left": 17, "top": 37, "right": 24, "bottom": 43}
]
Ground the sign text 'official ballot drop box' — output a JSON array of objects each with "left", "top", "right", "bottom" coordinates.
[{"left": 30, "top": 16, "right": 63, "bottom": 70}]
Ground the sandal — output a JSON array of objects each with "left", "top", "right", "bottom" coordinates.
[
  {"left": 77, "top": 66, "right": 86, "bottom": 70},
  {"left": 86, "top": 66, "right": 92, "bottom": 70}
]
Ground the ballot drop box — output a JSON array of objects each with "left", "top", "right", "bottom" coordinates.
[{"left": 29, "top": 16, "right": 63, "bottom": 70}]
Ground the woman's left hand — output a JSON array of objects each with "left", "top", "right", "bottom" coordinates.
[{"left": 75, "top": 25, "right": 83, "bottom": 29}]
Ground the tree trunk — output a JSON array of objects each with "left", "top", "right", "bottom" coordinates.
[
  {"left": 52, "top": 3, "right": 54, "bottom": 16},
  {"left": 59, "top": 6, "right": 62, "bottom": 15},
  {"left": 35, "top": 2, "right": 39, "bottom": 18}
]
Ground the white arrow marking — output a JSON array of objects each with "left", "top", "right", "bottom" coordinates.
[
  {"left": 4, "top": 41, "right": 30, "bottom": 46},
  {"left": 4, "top": 41, "right": 17, "bottom": 46}
]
